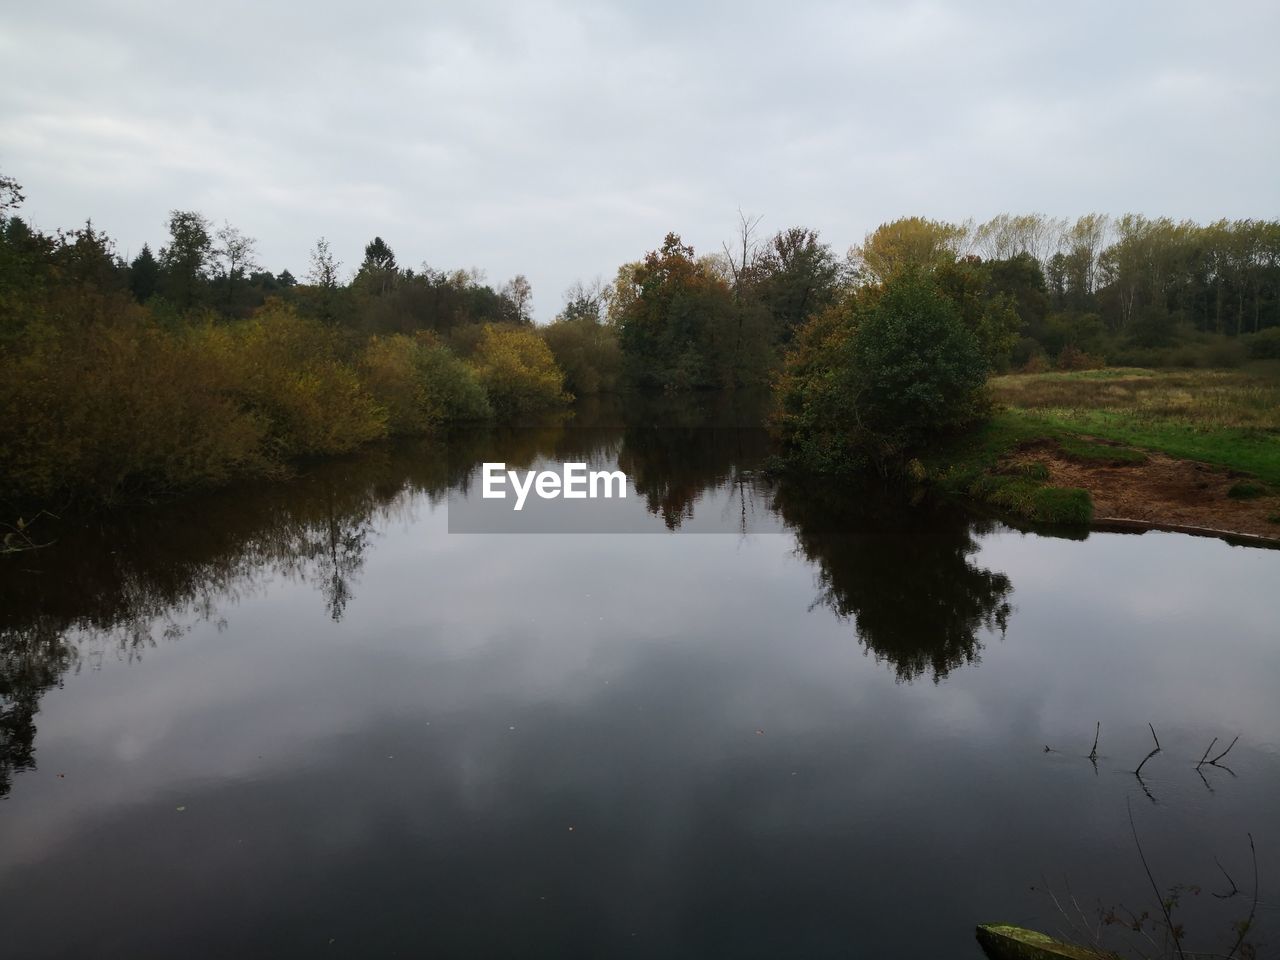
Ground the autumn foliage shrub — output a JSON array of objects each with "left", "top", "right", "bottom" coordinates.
[
  {"left": 0, "top": 302, "right": 538, "bottom": 508},
  {"left": 0, "top": 300, "right": 269, "bottom": 503},
  {"left": 468, "top": 324, "right": 569, "bottom": 419},
  {"left": 360, "top": 332, "right": 490, "bottom": 435},
  {"left": 413, "top": 337, "right": 493, "bottom": 423},
  {"left": 1054, "top": 343, "right": 1104, "bottom": 371},
  {"left": 540, "top": 315, "right": 622, "bottom": 394},
  {"left": 200, "top": 302, "right": 386, "bottom": 459}
]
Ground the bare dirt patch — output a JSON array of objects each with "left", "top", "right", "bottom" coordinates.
[{"left": 1005, "top": 442, "right": 1280, "bottom": 541}]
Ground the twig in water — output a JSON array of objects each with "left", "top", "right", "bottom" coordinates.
[
  {"left": 1195, "top": 764, "right": 1215, "bottom": 794},
  {"left": 1141, "top": 778, "right": 1162, "bottom": 808},
  {"left": 1223, "top": 833, "right": 1258, "bottom": 960},
  {"left": 1063, "top": 877, "right": 1100, "bottom": 945},
  {"left": 1212, "top": 856, "right": 1240, "bottom": 900},
  {"left": 1209, "top": 736, "right": 1239, "bottom": 767},
  {"left": 1089, "top": 721, "right": 1100, "bottom": 762},
  {"left": 1135, "top": 723, "right": 1162, "bottom": 777},
  {"left": 1197, "top": 737, "right": 1219, "bottom": 768},
  {"left": 1127, "top": 796, "right": 1187, "bottom": 960}
]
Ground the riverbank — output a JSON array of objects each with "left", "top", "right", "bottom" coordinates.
[{"left": 927, "top": 365, "right": 1280, "bottom": 541}]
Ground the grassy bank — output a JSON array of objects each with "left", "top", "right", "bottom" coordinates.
[
  {"left": 928, "top": 364, "right": 1280, "bottom": 525},
  {"left": 990, "top": 364, "right": 1280, "bottom": 483}
]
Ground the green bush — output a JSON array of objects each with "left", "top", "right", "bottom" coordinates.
[
  {"left": 1243, "top": 327, "right": 1280, "bottom": 360},
  {"left": 776, "top": 271, "right": 988, "bottom": 472},
  {"left": 1227, "top": 481, "right": 1266, "bottom": 500},
  {"left": 1203, "top": 337, "right": 1247, "bottom": 368},
  {"left": 1109, "top": 333, "right": 1249, "bottom": 369},
  {"left": 414, "top": 337, "right": 493, "bottom": 422},
  {"left": 360, "top": 333, "right": 491, "bottom": 435},
  {"left": 1011, "top": 336, "right": 1048, "bottom": 370},
  {"left": 540, "top": 316, "right": 622, "bottom": 394},
  {"left": 1039, "top": 312, "right": 1106, "bottom": 357}
]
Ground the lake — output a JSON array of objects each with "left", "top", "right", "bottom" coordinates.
[{"left": 1, "top": 397, "right": 1277, "bottom": 959}]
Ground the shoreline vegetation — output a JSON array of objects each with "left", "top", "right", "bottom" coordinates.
[
  {"left": 924, "top": 366, "right": 1280, "bottom": 540},
  {"left": 3, "top": 170, "right": 1279, "bottom": 545}
]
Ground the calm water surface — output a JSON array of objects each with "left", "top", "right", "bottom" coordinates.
[{"left": 2, "top": 400, "right": 1278, "bottom": 958}]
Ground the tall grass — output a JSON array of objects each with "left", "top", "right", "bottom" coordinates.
[{"left": 988, "top": 366, "right": 1280, "bottom": 484}]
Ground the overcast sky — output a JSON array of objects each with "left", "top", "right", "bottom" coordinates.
[{"left": 4, "top": 0, "right": 1278, "bottom": 319}]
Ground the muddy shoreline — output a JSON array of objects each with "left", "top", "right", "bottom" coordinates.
[{"left": 1006, "top": 443, "right": 1280, "bottom": 544}]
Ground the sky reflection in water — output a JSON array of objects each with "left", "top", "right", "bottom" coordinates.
[{"left": 1, "top": 405, "right": 1277, "bottom": 959}]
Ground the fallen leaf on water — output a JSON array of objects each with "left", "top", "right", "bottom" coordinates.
[{"left": 176, "top": 806, "right": 186, "bottom": 812}]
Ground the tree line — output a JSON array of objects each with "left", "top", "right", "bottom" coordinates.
[
  {"left": 0, "top": 174, "right": 569, "bottom": 509},
  {"left": 4, "top": 162, "right": 1279, "bottom": 508},
  {"left": 853, "top": 213, "right": 1280, "bottom": 363}
]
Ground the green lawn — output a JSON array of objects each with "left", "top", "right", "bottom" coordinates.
[
  {"left": 989, "top": 364, "right": 1280, "bottom": 484},
  {"left": 926, "top": 365, "right": 1280, "bottom": 523}
]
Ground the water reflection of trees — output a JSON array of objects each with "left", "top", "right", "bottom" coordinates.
[
  {"left": 614, "top": 389, "right": 776, "bottom": 529},
  {"left": 619, "top": 426, "right": 772, "bottom": 530},
  {"left": 0, "top": 620, "right": 76, "bottom": 798},
  {"left": 0, "top": 416, "right": 647, "bottom": 795},
  {"left": 772, "top": 480, "right": 1013, "bottom": 682},
  {"left": 605, "top": 392, "right": 1013, "bottom": 682},
  {"left": 0, "top": 397, "right": 1018, "bottom": 797},
  {"left": 0, "top": 438, "right": 467, "bottom": 797}
]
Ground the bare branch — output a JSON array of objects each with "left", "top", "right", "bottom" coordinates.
[
  {"left": 1223, "top": 834, "right": 1258, "bottom": 960},
  {"left": 1212, "top": 856, "right": 1239, "bottom": 900},
  {"left": 1128, "top": 796, "right": 1186, "bottom": 960},
  {"left": 1135, "top": 724, "right": 1162, "bottom": 781},
  {"left": 1209, "top": 736, "right": 1239, "bottom": 767},
  {"left": 1197, "top": 737, "right": 1219, "bottom": 768}
]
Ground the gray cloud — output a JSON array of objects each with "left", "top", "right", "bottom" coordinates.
[{"left": 3, "top": 0, "right": 1277, "bottom": 318}]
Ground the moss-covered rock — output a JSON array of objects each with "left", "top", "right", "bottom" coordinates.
[{"left": 975, "top": 923, "right": 1115, "bottom": 960}]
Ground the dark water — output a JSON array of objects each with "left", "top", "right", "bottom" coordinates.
[{"left": 2, "top": 397, "right": 1278, "bottom": 959}]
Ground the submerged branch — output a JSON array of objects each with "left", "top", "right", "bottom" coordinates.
[
  {"left": 1209, "top": 736, "right": 1239, "bottom": 767},
  {"left": 1197, "top": 737, "right": 1219, "bottom": 768},
  {"left": 1128, "top": 796, "right": 1187, "bottom": 960},
  {"left": 1135, "top": 724, "right": 1162, "bottom": 777},
  {"left": 1223, "top": 833, "right": 1258, "bottom": 960},
  {"left": 1212, "top": 856, "right": 1239, "bottom": 900}
]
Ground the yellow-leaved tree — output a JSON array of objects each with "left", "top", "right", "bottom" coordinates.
[
  {"left": 468, "top": 325, "right": 569, "bottom": 420},
  {"left": 850, "top": 217, "right": 969, "bottom": 284}
]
